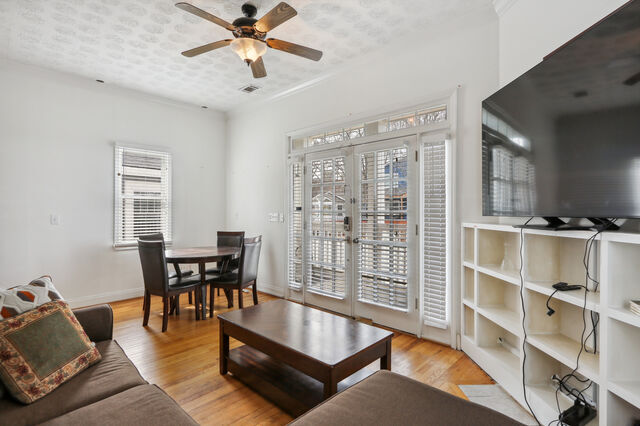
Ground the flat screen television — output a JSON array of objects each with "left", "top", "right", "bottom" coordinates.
[{"left": 482, "top": 0, "right": 640, "bottom": 220}]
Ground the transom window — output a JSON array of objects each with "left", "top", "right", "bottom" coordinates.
[{"left": 292, "top": 104, "right": 447, "bottom": 150}]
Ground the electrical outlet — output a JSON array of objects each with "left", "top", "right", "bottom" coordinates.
[{"left": 49, "top": 214, "right": 61, "bottom": 226}]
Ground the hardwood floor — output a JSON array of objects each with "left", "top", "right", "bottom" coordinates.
[{"left": 110, "top": 292, "right": 494, "bottom": 425}]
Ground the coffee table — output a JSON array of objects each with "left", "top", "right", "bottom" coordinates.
[{"left": 218, "top": 299, "right": 393, "bottom": 417}]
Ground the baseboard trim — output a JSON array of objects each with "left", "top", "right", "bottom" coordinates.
[
  {"left": 68, "top": 288, "right": 144, "bottom": 309},
  {"left": 68, "top": 283, "right": 284, "bottom": 308},
  {"left": 258, "top": 283, "right": 285, "bottom": 298}
]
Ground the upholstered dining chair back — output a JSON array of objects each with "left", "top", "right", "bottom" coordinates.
[
  {"left": 218, "top": 231, "right": 244, "bottom": 270},
  {"left": 238, "top": 236, "right": 262, "bottom": 285},
  {"left": 138, "top": 239, "right": 169, "bottom": 296}
]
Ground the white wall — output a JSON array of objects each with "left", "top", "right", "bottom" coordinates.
[
  {"left": 225, "top": 9, "right": 499, "bottom": 298},
  {"left": 0, "top": 59, "right": 227, "bottom": 307},
  {"left": 498, "top": 0, "right": 628, "bottom": 86}
]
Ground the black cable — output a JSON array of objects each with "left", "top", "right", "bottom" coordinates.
[
  {"left": 518, "top": 217, "right": 542, "bottom": 426},
  {"left": 549, "top": 221, "right": 617, "bottom": 424}
]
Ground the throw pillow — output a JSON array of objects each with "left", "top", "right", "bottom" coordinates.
[
  {"left": 0, "top": 300, "right": 101, "bottom": 404},
  {"left": 0, "top": 275, "right": 63, "bottom": 320}
]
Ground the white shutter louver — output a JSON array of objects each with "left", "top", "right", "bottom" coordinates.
[
  {"left": 357, "top": 148, "right": 409, "bottom": 310},
  {"left": 114, "top": 146, "right": 172, "bottom": 247},
  {"left": 288, "top": 161, "right": 304, "bottom": 290},
  {"left": 422, "top": 141, "right": 448, "bottom": 328}
]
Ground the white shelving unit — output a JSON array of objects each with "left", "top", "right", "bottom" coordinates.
[{"left": 461, "top": 223, "right": 640, "bottom": 426}]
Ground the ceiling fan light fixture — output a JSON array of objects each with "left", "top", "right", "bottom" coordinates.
[{"left": 230, "top": 38, "right": 267, "bottom": 64}]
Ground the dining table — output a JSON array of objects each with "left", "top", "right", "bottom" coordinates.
[{"left": 165, "top": 246, "right": 241, "bottom": 319}]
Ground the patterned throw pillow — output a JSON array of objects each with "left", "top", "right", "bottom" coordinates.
[
  {"left": 0, "top": 300, "right": 101, "bottom": 404},
  {"left": 0, "top": 275, "right": 63, "bottom": 320}
]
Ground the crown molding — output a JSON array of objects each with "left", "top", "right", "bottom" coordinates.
[{"left": 493, "top": 0, "right": 519, "bottom": 16}]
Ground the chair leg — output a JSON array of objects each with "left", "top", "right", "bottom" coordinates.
[
  {"left": 142, "top": 290, "right": 151, "bottom": 326},
  {"left": 252, "top": 281, "right": 258, "bottom": 305},
  {"left": 238, "top": 289, "right": 244, "bottom": 309},
  {"left": 175, "top": 294, "right": 180, "bottom": 315},
  {"left": 162, "top": 297, "right": 169, "bottom": 332},
  {"left": 194, "top": 288, "right": 201, "bottom": 321},
  {"left": 209, "top": 285, "right": 215, "bottom": 318},
  {"left": 188, "top": 292, "right": 193, "bottom": 304},
  {"left": 225, "top": 289, "right": 233, "bottom": 308},
  {"left": 169, "top": 297, "right": 176, "bottom": 315},
  {"left": 217, "top": 288, "right": 220, "bottom": 296}
]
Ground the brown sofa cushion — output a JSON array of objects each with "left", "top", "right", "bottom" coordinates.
[
  {"left": 0, "top": 301, "right": 102, "bottom": 404},
  {"left": 0, "top": 340, "right": 147, "bottom": 425},
  {"left": 290, "top": 370, "right": 522, "bottom": 426},
  {"left": 41, "top": 384, "right": 198, "bottom": 426}
]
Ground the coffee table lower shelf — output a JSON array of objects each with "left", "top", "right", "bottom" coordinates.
[{"left": 227, "top": 345, "right": 376, "bottom": 417}]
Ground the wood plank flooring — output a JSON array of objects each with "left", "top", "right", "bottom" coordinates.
[{"left": 110, "top": 292, "right": 493, "bottom": 425}]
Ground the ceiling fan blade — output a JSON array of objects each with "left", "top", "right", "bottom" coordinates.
[
  {"left": 182, "top": 39, "right": 232, "bottom": 57},
  {"left": 251, "top": 57, "right": 267, "bottom": 78},
  {"left": 266, "top": 38, "right": 323, "bottom": 61},
  {"left": 254, "top": 2, "right": 297, "bottom": 33},
  {"left": 175, "top": 2, "right": 235, "bottom": 31}
]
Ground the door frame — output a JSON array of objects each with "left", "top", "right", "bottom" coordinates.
[{"left": 284, "top": 90, "right": 458, "bottom": 346}]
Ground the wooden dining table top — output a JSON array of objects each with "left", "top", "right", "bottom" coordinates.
[{"left": 165, "top": 246, "right": 240, "bottom": 263}]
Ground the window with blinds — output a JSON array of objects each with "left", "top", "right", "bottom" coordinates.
[
  {"left": 114, "top": 146, "right": 171, "bottom": 247},
  {"left": 422, "top": 141, "right": 448, "bottom": 328},
  {"left": 357, "top": 147, "right": 409, "bottom": 310},
  {"left": 306, "top": 156, "right": 347, "bottom": 297},
  {"left": 288, "top": 161, "right": 304, "bottom": 290}
]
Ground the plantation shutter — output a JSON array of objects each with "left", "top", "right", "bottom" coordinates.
[
  {"left": 422, "top": 141, "right": 448, "bottom": 328},
  {"left": 114, "top": 146, "right": 172, "bottom": 247},
  {"left": 288, "top": 161, "right": 304, "bottom": 290},
  {"left": 357, "top": 147, "right": 409, "bottom": 310}
]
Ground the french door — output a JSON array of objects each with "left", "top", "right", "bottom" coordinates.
[{"left": 303, "top": 137, "right": 419, "bottom": 333}]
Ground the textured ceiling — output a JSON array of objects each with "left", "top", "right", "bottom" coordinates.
[{"left": 0, "top": 0, "right": 493, "bottom": 110}]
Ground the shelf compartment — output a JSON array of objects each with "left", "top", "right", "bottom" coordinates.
[
  {"left": 477, "top": 229, "right": 520, "bottom": 281},
  {"left": 476, "top": 313, "right": 520, "bottom": 376},
  {"left": 524, "top": 233, "right": 597, "bottom": 289},
  {"left": 477, "top": 271, "right": 521, "bottom": 338},
  {"left": 607, "top": 392, "right": 640, "bottom": 426},
  {"left": 608, "top": 318, "right": 640, "bottom": 387},
  {"left": 463, "top": 266, "right": 474, "bottom": 306},
  {"left": 608, "top": 381, "right": 640, "bottom": 410},
  {"left": 609, "top": 306, "right": 640, "bottom": 329},
  {"left": 464, "top": 227, "right": 474, "bottom": 264},
  {"left": 475, "top": 264, "right": 520, "bottom": 286},
  {"left": 607, "top": 241, "right": 640, "bottom": 312},
  {"left": 463, "top": 305, "right": 475, "bottom": 341},
  {"left": 525, "top": 344, "right": 597, "bottom": 424},
  {"left": 525, "top": 280, "right": 600, "bottom": 313},
  {"left": 527, "top": 334, "right": 599, "bottom": 382}
]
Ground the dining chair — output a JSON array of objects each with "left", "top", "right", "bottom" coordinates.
[
  {"left": 205, "top": 231, "right": 245, "bottom": 306},
  {"left": 207, "top": 235, "right": 262, "bottom": 317},
  {"left": 138, "top": 233, "right": 193, "bottom": 279},
  {"left": 138, "top": 239, "right": 204, "bottom": 332}
]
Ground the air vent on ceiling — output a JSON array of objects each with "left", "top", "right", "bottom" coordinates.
[{"left": 239, "top": 84, "right": 260, "bottom": 93}]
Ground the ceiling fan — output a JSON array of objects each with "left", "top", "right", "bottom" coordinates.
[{"left": 175, "top": 2, "right": 323, "bottom": 79}]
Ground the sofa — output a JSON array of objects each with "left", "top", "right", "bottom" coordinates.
[
  {"left": 290, "top": 370, "right": 523, "bottom": 426},
  {"left": 0, "top": 304, "right": 196, "bottom": 426}
]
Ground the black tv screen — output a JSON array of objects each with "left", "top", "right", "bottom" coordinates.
[{"left": 482, "top": 0, "right": 640, "bottom": 218}]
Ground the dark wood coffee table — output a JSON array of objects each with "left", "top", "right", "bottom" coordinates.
[{"left": 218, "top": 299, "right": 393, "bottom": 416}]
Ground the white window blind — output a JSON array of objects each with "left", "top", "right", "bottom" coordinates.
[
  {"left": 422, "top": 141, "right": 448, "bottom": 328},
  {"left": 288, "top": 161, "right": 304, "bottom": 290},
  {"left": 357, "top": 148, "right": 409, "bottom": 310},
  {"left": 306, "top": 156, "right": 347, "bottom": 297},
  {"left": 114, "top": 146, "right": 172, "bottom": 247}
]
